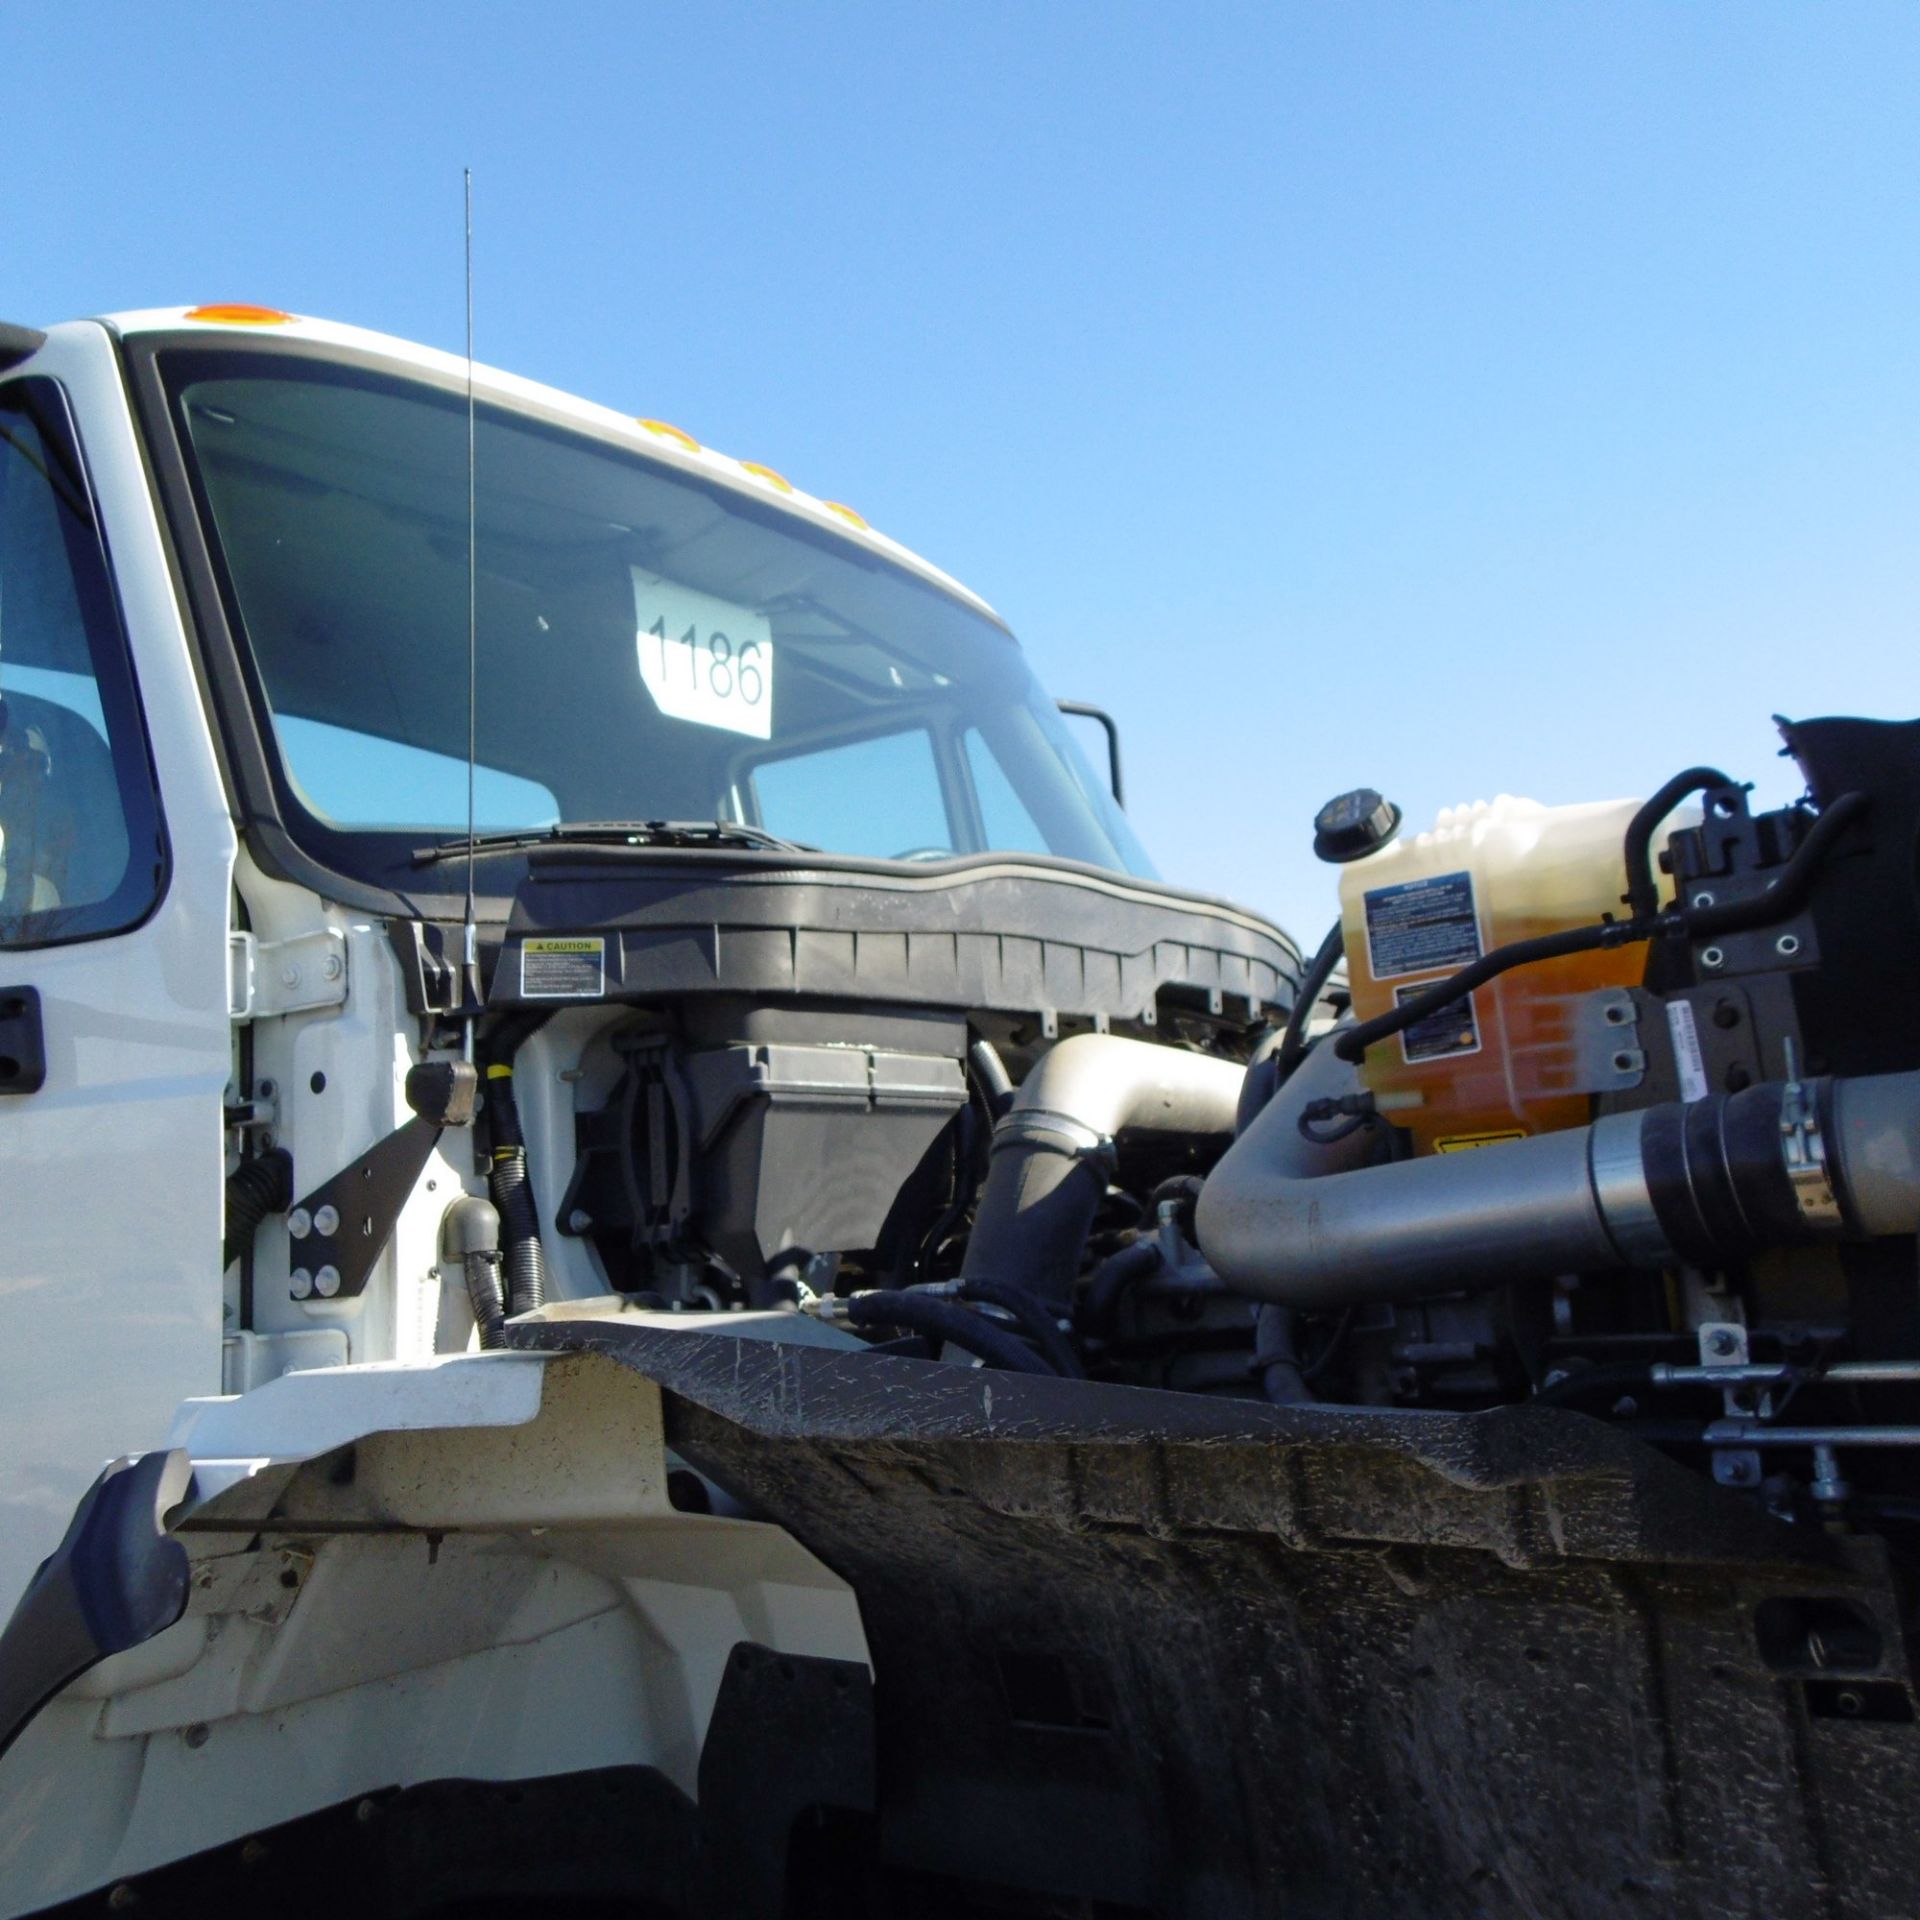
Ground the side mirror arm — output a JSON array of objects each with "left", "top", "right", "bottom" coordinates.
[{"left": 1056, "top": 701, "right": 1126, "bottom": 809}]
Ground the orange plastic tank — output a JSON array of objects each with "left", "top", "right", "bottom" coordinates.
[{"left": 1336, "top": 795, "right": 1693, "bottom": 1155}]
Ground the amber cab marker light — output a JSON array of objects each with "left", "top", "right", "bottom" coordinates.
[
  {"left": 637, "top": 418, "right": 700, "bottom": 451},
  {"left": 824, "top": 501, "right": 870, "bottom": 530},
  {"left": 184, "top": 304, "right": 296, "bottom": 326},
  {"left": 740, "top": 460, "right": 794, "bottom": 493}
]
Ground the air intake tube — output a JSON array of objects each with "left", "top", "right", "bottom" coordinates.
[
  {"left": 961, "top": 1034, "right": 1245, "bottom": 1306},
  {"left": 1196, "top": 1064, "right": 1920, "bottom": 1310}
]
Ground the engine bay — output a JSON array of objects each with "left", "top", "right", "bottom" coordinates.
[{"left": 286, "top": 710, "right": 1919, "bottom": 1563}]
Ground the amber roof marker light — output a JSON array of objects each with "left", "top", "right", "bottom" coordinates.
[
  {"left": 637, "top": 418, "right": 700, "bottom": 451},
  {"left": 184, "top": 304, "right": 297, "bottom": 325}
]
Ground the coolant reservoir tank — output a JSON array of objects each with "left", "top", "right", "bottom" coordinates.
[{"left": 1336, "top": 794, "right": 1689, "bottom": 1154}]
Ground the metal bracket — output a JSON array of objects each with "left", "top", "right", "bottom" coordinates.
[
  {"left": 1572, "top": 989, "right": 1646, "bottom": 1094},
  {"left": 1699, "top": 1321, "right": 1767, "bottom": 1486},
  {"left": 228, "top": 929, "right": 349, "bottom": 1022},
  {"left": 287, "top": 1115, "right": 441, "bottom": 1300}
]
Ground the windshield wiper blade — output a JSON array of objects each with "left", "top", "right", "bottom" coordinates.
[{"left": 412, "top": 821, "right": 809, "bottom": 865}]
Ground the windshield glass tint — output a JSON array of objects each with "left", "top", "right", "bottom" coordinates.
[{"left": 160, "top": 350, "right": 1154, "bottom": 879}]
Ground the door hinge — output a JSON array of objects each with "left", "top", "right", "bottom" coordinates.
[{"left": 228, "top": 929, "right": 349, "bottom": 1022}]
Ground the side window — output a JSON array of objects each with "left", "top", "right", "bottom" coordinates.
[
  {"left": 752, "top": 729, "right": 954, "bottom": 858},
  {"left": 962, "top": 727, "right": 1052, "bottom": 857},
  {"left": 0, "top": 379, "right": 164, "bottom": 947}
]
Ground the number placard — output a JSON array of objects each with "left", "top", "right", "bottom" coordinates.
[{"left": 631, "top": 569, "right": 773, "bottom": 739}]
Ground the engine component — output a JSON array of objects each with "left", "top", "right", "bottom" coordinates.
[
  {"left": 484, "top": 1059, "right": 549, "bottom": 1318},
  {"left": 1311, "top": 785, "right": 1403, "bottom": 864},
  {"left": 1335, "top": 790, "right": 1701, "bottom": 1151},
  {"left": 562, "top": 1003, "right": 968, "bottom": 1300},
  {"left": 1198, "top": 1060, "right": 1920, "bottom": 1310},
  {"left": 960, "top": 1033, "right": 1244, "bottom": 1305},
  {"left": 221, "top": 1146, "right": 293, "bottom": 1274},
  {"left": 442, "top": 1193, "right": 506, "bottom": 1349}
]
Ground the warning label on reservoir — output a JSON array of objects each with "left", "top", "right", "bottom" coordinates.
[
  {"left": 1363, "top": 870, "right": 1482, "bottom": 980},
  {"left": 520, "top": 936, "right": 607, "bottom": 998},
  {"left": 1396, "top": 981, "right": 1481, "bottom": 1063}
]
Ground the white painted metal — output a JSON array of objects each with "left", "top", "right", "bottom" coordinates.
[
  {"left": 0, "top": 1348, "right": 867, "bottom": 1916},
  {"left": 226, "top": 926, "right": 349, "bottom": 1020},
  {"left": 0, "top": 324, "right": 237, "bottom": 1623}
]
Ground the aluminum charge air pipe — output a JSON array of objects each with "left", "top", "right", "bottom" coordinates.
[
  {"left": 1195, "top": 1061, "right": 1920, "bottom": 1311},
  {"left": 962, "top": 1034, "right": 1246, "bottom": 1306}
]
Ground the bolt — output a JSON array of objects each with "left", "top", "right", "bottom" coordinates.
[
  {"left": 184, "top": 1722, "right": 209, "bottom": 1749},
  {"left": 314, "top": 1265, "right": 342, "bottom": 1298},
  {"left": 1700, "top": 946, "right": 1725, "bottom": 971},
  {"left": 355, "top": 1797, "right": 379, "bottom": 1825},
  {"left": 280, "top": 962, "right": 302, "bottom": 989},
  {"left": 1776, "top": 933, "right": 1802, "bottom": 958},
  {"left": 1605, "top": 1001, "right": 1631, "bottom": 1025},
  {"left": 568, "top": 1208, "right": 594, "bottom": 1234},
  {"left": 1694, "top": 890, "right": 1716, "bottom": 907},
  {"left": 1612, "top": 1051, "right": 1636, "bottom": 1073},
  {"left": 313, "top": 1204, "right": 340, "bottom": 1237},
  {"left": 1713, "top": 999, "right": 1741, "bottom": 1029},
  {"left": 1720, "top": 1455, "right": 1755, "bottom": 1485},
  {"left": 1706, "top": 1327, "right": 1739, "bottom": 1357},
  {"left": 321, "top": 953, "right": 344, "bottom": 981},
  {"left": 289, "top": 1268, "right": 313, "bottom": 1300},
  {"left": 287, "top": 1208, "right": 312, "bottom": 1240},
  {"left": 106, "top": 1884, "right": 138, "bottom": 1911},
  {"left": 1811, "top": 1442, "right": 1850, "bottom": 1506}
]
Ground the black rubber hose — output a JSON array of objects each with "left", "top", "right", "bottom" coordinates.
[
  {"left": 1079, "top": 1238, "right": 1164, "bottom": 1337},
  {"left": 1150, "top": 1172, "right": 1206, "bottom": 1234},
  {"left": 1254, "top": 1304, "right": 1315, "bottom": 1405},
  {"left": 956, "top": 1278, "right": 1085, "bottom": 1377},
  {"left": 968, "top": 1038, "right": 1015, "bottom": 1122},
  {"left": 465, "top": 1251, "right": 507, "bottom": 1349},
  {"left": 223, "top": 1147, "right": 293, "bottom": 1272},
  {"left": 1275, "top": 920, "right": 1346, "bottom": 1083},
  {"left": 844, "top": 1291, "right": 1058, "bottom": 1374},
  {"left": 485, "top": 1063, "right": 548, "bottom": 1317},
  {"left": 1333, "top": 919, "right": 1655, "bottom": 1064},
  {"left": 1334, "top": 792, "right": 1869, "bottom": 1065},
  {"left": 1623, "top": 766, "right": 1734, "bottom": 917},
  {"left": 1531, "top": 1364, "right": 1655, "bottom": 1407},
  {"left": 1682, "top": 791, "right": 1869, "bottom": 938},
  {"left": 445, "top": 1194, "right": 507, "bottom": 1349}
]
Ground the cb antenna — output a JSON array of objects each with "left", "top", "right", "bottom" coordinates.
[{"left": 461, "top": 165, "right": 479, "bottom": 1062}]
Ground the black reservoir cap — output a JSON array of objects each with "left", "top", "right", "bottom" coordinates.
[{"left": 1314, "top": 787, "right": 1402, "bottom": 864}]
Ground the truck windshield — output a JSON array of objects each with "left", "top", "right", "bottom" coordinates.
[{"left": 156, "top": 347, "right": 1155, "bottom": 881}]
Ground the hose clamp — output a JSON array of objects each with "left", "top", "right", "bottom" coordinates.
[
  {"left": 1779, "top": 1063, "right": 1843, "bottom": 1233},
  {"left": 991, "top": 1107, "right": 1118, "bottom": 1176}
]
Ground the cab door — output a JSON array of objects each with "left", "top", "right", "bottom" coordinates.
[{"left": 0, "top": 325, "right": 236, "bottom": 1619}]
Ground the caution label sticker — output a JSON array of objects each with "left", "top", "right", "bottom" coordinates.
[
  {"left": 520, "top": 935, "right": 606, "bottom": 999},
  {"left": 1396, "top": 981, "right": 1481, "bottom": 1064},
  {"left": 1364, "top": 870, "right": 1481, "bottom": 980}
]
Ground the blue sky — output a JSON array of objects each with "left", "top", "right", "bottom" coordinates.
[{"left": 9, "top": 2, "right": 1917, "bottom": 930}]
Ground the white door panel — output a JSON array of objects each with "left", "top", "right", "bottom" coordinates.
[{"left": 0, "top": 324, "right": 236, "bottom": 1618}]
